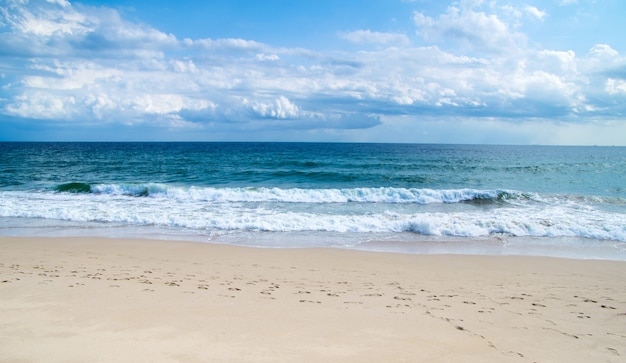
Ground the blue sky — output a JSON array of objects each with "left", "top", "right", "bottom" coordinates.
[{"left": 1, "top": 0, "right": 625, "bottom": 144}]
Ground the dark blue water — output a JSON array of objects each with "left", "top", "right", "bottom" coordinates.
[{"left": 2, "top": 142, "right": 624, "bottom": 195}]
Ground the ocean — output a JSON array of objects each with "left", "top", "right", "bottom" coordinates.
[{"left": 1, "top": 142, "right": 625, "bottom": 260}]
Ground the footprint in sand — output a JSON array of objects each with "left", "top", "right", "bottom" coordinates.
[{"left": 394, "top": 296, "right": 412, "bottom": 301}]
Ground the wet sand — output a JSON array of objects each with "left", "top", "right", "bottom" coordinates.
[{"left": 1, "top": 236, "right": 625, "bottom": 362}]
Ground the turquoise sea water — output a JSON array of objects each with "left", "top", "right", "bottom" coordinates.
[{"left": 1, "top": 142, "right": 625, "bottom": 259}]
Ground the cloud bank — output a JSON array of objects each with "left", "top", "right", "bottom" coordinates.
[{"left": 1, "top": 0, "right": 625, "bottom": 144}]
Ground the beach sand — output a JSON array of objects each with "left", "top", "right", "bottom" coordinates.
[{"left": 1, "top": 236, "right": 625, "bottom": 362}]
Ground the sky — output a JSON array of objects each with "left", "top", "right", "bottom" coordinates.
[{"left": 1, "top": 0, "right": 625, "bottom": 145}]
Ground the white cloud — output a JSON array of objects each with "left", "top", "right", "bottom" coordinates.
[
  {"left": 6, "top": 92, "right": 76, "bottom": 119},
  {"left": 132, "top": 94, "right": 186, "bottom": 115},
  {"left": 1, "top": 0, "right": 625, "bottom": 144},
  {"left": 338, "top": 29, "right": 410, "bottom": 45},
  {"left": 588, "top": 44, "right": 619, "bottom": 58},
  {"left": 524, "top": 6, "right": 546, "bottom": 20},
  {"left": 255, "top": 53, "right": 279, "bottom": 61},
  {"left": 192, "top": 38, "right": 266, "bottom": 52},
  {"left": 46, "top": 0, "right": 70, "bottom": 6},
  {"left": 170, "top": 59, "right": 197, "bottom": 73},
  {"left": 413, "top": 2, "right": 527, "bottom": 53},
  {"left": 3, "top": 0, "right": 90, "bottom": 37},
  {"left": 606, "top": 79, "right": 626, "bottom": 95},
  {"left": 245, "top": 96, "right": 300, "bottom": 119},
  {"left": 534, "top": 50, "right": 578, "bottom": 74}
]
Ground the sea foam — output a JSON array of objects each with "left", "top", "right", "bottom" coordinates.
[
  {"left": 1, "top": 186, "right": 624, "bottom": 243},
  {"left": 74, "top": 183, "right": 525, "bottom": 204}
]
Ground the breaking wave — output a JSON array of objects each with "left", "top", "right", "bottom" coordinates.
[
  {"left": 51, "top": 182, "right": 530, "bottom": 205},
  {"left": 0, "top": 183, "right": 623, "bottom": 242}
]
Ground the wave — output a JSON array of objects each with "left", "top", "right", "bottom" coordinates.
[
  {"left": 1, "top": 189, "right": 625, "bottom": 242},
  {"left": 50, "top": 182, "right": 530, "bottom": 205},
  {"left": 0, "top": 182, "right": 621, "bottom": 243},
  {"left": 54, "top": 182, "right": 92, "bottom": 193}
]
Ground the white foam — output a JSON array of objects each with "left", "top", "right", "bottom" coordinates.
[
  {"left": 86, "top": 184, "right": 526, "bottom": 204},
  {"left": 0, "top": 188, "right": 624, "bottom": 243}
]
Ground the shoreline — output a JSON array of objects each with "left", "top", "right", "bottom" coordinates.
[
  {"left": 1, "top": 236, "right": 625, "bottom": 362},
  {"left": 2, "top": 218, "right": 625, "bottom": 262}
]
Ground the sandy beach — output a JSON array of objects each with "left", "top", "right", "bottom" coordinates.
[{"left": 1, "top": 236, "right": 625, "bottom": 362}]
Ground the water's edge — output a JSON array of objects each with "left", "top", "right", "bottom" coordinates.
[{"left": 2, "top": 217, "right": 624, "bottom": 261}]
